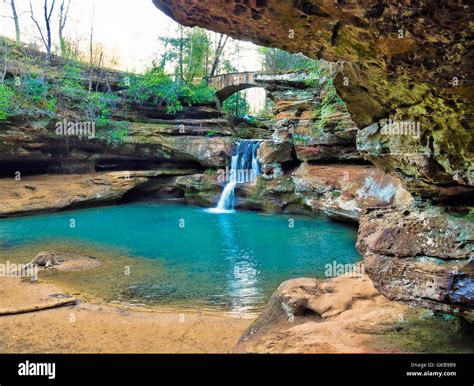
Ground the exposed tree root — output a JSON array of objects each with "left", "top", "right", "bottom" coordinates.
[{"left": 26, "top": 252, "right": 61, "bottom": 268}]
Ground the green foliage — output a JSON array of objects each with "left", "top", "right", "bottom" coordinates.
[
  {"left": 20, "top": 76, "right": 49, "bottom": 102},
  {"left": 0, "top": 84, "right": 14, "bottom": 120},
  {"left": 82, "top": 92, "right": 120, "bottom": 124},
  {"left": 223, "top": 91, "right": 250, "bottom": 117},
  {"left": 188, "top": 82, "right": 216, "bottom": 105},
  {"left": 1, "top": 32, "right": 216, "bottom": 141},
  {"left": 206, "top": 129, "right": 220, "bottom": 137},
  {"left": 305, "top": 62, "right": 330, "bottom": 87},
  {"left": 126, "top": 67, "right": 215, "bottom": 113},
  {"left": 55, "top": 64, "right": 85, "bottom": 102},
  {"left": 3, "top": 75, "right": 57, "bottom": 116},
  {"left": 259, "top": 47, "right": 316, "bottom": 73},
  {"left": 159, "top": 27, "right": 211, "bottom": 83},
  {"left": 96, "top": 121, "right": 130, "bottom": 146},
  {"left": 2, "top": 63, "right": 128, "bottom": 143},
  {"left": 309, "top": 70, "right": 347, "bottom": 135},
  {"left": 292, "top": 134, "right": 312, "bottom": 144}
]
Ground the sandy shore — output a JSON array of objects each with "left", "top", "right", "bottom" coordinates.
[
  {"left": 2, "top": 267, "right": 469, "bottom": 354},
  {"left": 0, "top": 277, "right": 254, "bottom": 353}
]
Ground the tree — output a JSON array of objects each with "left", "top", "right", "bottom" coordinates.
[
  {"left": 1, "top": 0, "right": 25, "bottom": 43},
  {"left": 1, "top": 39, "right": 7, "bottom": 84},
  {"left": 158, "top": 27, "right": 233, "bottom": 83},
  {"left": 223, "top": 91, "right": 250, "bottom": 117},
  {"left": 29, "top": 0, "right": 56, "bottom": 61},
  {"left": 58, "top": 0, "right": 71, "bottom": 57},
  {"left": 159, "top": 26, "right": 211, "bottom": 84},
  {"left": 88, "top": 6, "right": 94, "bottom": 93},
  {"left": 209, "top": 33, "right": 229, "bottom": 77},
  {"left": 259, "top": 47, "right": 315, "bottom": 73}
]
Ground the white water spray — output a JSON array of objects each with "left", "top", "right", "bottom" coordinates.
[{"left": 209, "top": 140, "right": 261, "bottom": 213}]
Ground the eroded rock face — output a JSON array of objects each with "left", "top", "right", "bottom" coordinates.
[
  {"left": 257, "top": 140, "right": 293, "bottom": 165},
  {"left": 173, "top": 174, "right": 222, "bottom": 206},
  {"left": 152, "top": 0, "right": 473, "bottom": 200},
  {"left": 222, "top": 163, "right": 412, "bottom": 220},
  {"left": 0, "top": 106, "right": 233, "bottom": 175},
  {"left": 292, "top": 163, "right": 413, "bottom": 221},
  {"left": 0, "top": 171, "right": 190, "bottom": 217},
  {"left": 235, "top": 273, "right": 410, "bottom": 353},
  {"left": 357, "top": 203, "right": 474, "bottom": 312},
  {"left": 256, "top": 72, "right": 361, "bottom": 163}
]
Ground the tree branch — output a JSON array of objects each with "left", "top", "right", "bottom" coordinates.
[{"left": 29, "top": 1, "right": 48, "bottom": 49}]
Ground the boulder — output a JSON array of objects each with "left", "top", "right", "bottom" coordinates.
[
  {"left": 235, "top": 273, "right": 409, "bottom": 353},
  {"left": 174, "top": 174, "right": 222, "bottom": 206}
]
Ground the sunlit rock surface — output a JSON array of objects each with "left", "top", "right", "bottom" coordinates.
[
  {"left": 234, "top": 274, "right": 411, "bottom": 353},
  {"left": 0, "top": 171, "right": 165, "bottom": 217}
]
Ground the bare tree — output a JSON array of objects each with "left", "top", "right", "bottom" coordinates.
[
  {"left": 1, "top": 40, "right": 8, "bottom": 84},
  {"left": 88, "top": 6, "right": 95, "bottom": 93},
  {"left": 58, "top": 0, "right": 71, "bottom": 56},
  {"left": 29, "top": 0, "right": 56, "bottom": 61},
  {"left": 1, "top": 0, "right": 26, "bottom": 43},
  {"left": 209, "top": 33, "right": 229, "bottom": 77}
]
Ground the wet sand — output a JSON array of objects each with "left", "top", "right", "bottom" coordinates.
[{"left": 0, "top": 277, "right": 254, "bottom": 353}]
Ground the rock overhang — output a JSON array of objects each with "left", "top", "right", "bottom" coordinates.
[{"left": 152, "top": 0, "right": 473, "bottom": 200}]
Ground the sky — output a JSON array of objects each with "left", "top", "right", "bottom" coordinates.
[
  {"left": 0, "top": 0, "right": 266, "bottom": 111},
  {"left": 0, "top": 0, "right": 263, "bottom": 73}
]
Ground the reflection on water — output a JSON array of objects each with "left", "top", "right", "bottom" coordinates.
[
  {"left": 0, "top": 203, "right": 361, "bottom": 313},
  {"left": 217, "top": 213, "right": 263, "bottom": 314}
]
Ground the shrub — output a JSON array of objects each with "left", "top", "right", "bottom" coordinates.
[
  {"left": 96, "top": 121, "right": 130, "bottom": 146},
  {"left": 125, "top": 67, "right": 216, "bottom": 113},
  {"left": 0, "top": 84, "right": 14, "bottom": 120},
  {"left": 20, "top": 76, "right": 49, "bottom": 103}
]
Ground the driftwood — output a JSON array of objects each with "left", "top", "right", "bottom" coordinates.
[{"left": 0, "top": 298, "right": 78, "bottom": 316}]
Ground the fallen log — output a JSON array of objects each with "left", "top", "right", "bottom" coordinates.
[{"left": 0, "top": 298, "right": 78, "bottom": 316}]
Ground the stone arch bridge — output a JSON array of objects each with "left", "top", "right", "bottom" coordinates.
[
  {"left": 208, "top": 72, "right": 262, "bottom": 102},
  {"left": 207, "top": 71, "right": 310, "bottom": 103}
]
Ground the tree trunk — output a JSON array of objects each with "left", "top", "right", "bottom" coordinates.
[
  {"left": 59, "top": 0, "right": 71, "bottom": 56},
  {"left": 1, "top": 41, "right": 7, "bottom": 84},
  {"left": 209, "top": 34, "right": 229, "bottom": 78},
  {"left": 27, "top": 252, "right": 61, "bottom": 268},
  {"left": 10, "top": 0, "right": 21, "bottom": 43},
  {"left": 179, "top": 26, "right": 184, "bottom": 82},
  {"left": 88, "top": 9, "right": 94, "bottom": 93}
]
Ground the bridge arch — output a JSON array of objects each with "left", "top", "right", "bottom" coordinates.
[{"left": 208, "top": 72, "right": 269, "bottom": 103}]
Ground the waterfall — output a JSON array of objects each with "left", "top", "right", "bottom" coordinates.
[{"left": 209, "top": 140, "right": 261, "bottom": 213}]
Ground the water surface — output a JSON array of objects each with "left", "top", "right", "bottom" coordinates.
[{"left": 0, "top": 203, "right": 361, "bottom": 313}]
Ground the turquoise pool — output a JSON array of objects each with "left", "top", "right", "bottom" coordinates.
[{"left": 0, "top": 203, "right": 361, "bottom": 313}]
